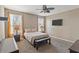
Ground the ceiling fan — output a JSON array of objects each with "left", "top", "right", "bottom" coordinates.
[{"left": 36, "top": 5, "right": 55, "bottom": 13}]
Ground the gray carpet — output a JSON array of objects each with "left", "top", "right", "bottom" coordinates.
[{"left": 17, "top": 37, "right": 73, "bottom": 53}]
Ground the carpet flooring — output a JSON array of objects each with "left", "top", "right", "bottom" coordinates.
[{"left": 17, "top": 37, "right": 73, "bottom": 53}]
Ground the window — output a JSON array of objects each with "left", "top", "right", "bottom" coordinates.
[
  {"left": 9, "top": 14, "right": 22, "bottom": 36},
  {"left": 38, "top": 16, "right": 45, "bottom": 32}
]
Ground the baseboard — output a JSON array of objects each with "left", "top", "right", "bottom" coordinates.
[{"left": 50, "top": 36, "right": 74, "bottom": 43}]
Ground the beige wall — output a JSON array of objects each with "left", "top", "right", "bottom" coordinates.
[
  {"left": 4, "top": 8, "right": 38, "bottom": 37},
  {"left": 46, "top": 8, "right": 79, "bottom": 42},
  {"left": 23, "top": 13, "right": 38, "bottom": 31}
]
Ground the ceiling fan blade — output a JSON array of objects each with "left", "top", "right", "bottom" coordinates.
[
  {"left": 36, "top": 5, "right": 54, "bottom": 13},
  {"left": 43, "top": 10, "right": 50, "bottom": 13},
  {"left": 40, "top": 11, "right": 44, "bottom": 13},
  {"left": 48, "top": 8, "right": 54, "bottom": 10},
  {"left": 46, "top": 10, "right": 50, "bottom": 13}
]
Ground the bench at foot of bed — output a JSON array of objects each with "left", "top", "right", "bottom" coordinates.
[{"left": 33, "top": 37, "right": 51, "bottom": 50}]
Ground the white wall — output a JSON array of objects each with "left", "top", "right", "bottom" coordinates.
[
  {"left": 46, "top": 8, "right": 79, "bottom": 43},
  {"left": 0, "top": 6, "right": 5, "bottom": 40},
  {"left": 46, "top": 19, "right": 52, "bottom": 36}
]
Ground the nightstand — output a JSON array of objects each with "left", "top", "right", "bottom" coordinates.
[{"left": 14, "top": 34, "right": 20, "bottom": 42}]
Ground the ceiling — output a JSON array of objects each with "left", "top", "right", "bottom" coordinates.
[{"left": 4, "top": 5, "right": 79, "bottom": 16}]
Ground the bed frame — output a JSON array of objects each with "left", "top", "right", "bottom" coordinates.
[
  {"left": 24, "top": 35, "right": 51, "bottom": 50},
  {"left": 33, "top": 37, "right": 51, "bottom": 50}
]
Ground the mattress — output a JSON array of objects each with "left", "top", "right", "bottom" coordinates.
[{"left": 24, "top": 32, "right": 49, "bottom": 44}]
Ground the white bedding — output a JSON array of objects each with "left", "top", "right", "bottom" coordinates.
[{"left": 24, "top": 32, "right": 49, "bottom": 44}]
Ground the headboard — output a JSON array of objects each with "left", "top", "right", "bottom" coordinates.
[{"left": 24, "top": 25, "right": 37, "bottom": 33}]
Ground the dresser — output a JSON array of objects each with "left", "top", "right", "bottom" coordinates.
[{"left": 14, "top": 34, "right": 20, "bottom": 42}]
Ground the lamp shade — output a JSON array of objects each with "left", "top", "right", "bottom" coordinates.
[{"left": 0, "top": 17, "right": 8, "bottom": 21}]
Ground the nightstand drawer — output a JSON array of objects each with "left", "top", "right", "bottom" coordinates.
[{"left": 14, "top": 35, "right": 20, "bottom": 42}]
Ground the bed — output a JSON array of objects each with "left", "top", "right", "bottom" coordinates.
[{"left": 24, "top": 32, "right": 51, "bottom": 50}]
